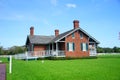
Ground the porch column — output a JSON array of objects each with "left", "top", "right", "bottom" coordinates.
[
  {"left": 32, "top": 44, "right": 34, "bottom": 51},
  {"left": 56, "top": 42, "right": 58, "bottom": 56},
  {"left": 94, "top": 43, "right": 96, "bottom": 54},
  {"left": 49, "top": 44, "right": 50, "bottom": 55},
  {"left": 52, "top": 43, "right": 54, "bottom": 54}
]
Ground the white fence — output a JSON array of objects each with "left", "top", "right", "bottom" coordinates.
[
  {"left": 14, "top": 53, "right": 27, "bottom": 59},
  {"left": 0, "top": 55, "right": 10, "bottom": 58},
  {"left": 97, "top": 53, "right": 120, "bottom": 55},
  {"left": 14, "top": 50, "right": 65, "bottom": 60}
]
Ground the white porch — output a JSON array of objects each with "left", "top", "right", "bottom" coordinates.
[
  {"left": 26, "top": 50, "right": 65, "bottom": 58},
  {"left": 89, "top": 42, "right": 97, "bottom": 56}
]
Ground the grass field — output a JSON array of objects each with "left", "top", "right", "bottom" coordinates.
[{"left": 1, "top": 55, "right": 120, "bottom": 80}]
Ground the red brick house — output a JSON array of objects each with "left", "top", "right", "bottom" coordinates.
[{"left": 26, "top": 20, "right": 99, "bottom": 58}]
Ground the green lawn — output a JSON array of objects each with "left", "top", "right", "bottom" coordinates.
[{"left": 1, "top": 55, "right": 120, "bottom": 80}]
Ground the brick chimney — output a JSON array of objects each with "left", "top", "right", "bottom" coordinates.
[
  {"left": 73, "top": 20, "right": 79, "bottom": 29},
  {"left": 55, "top": 29, "right": 59, "bottom": 37},
  {"left": 30, "top": 26, "right": 34, "bottom": 36}
]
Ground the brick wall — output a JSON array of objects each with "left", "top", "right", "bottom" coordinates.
[
  {"left": 34, "top": 45, "right": 46, "bottom": 51},
  {"left": 65, "top": 31, "right": 89, "bottom": 57}
]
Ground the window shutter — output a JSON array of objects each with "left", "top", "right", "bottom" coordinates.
[
  {"left": 73, "top": 43, "right": 75, "bottom": 51},
  {"left": 67, "top": 43, "right": 69, "bottom": 51},
  {"left": 86, "top": 43, "right": 88, "bottom": 51},
  {"left": 81, "top": 43, "right": 83, "bottom": 51}
]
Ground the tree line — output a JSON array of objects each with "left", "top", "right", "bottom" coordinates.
[
  {"left": 0, "top": 46, "right": 120, "bottom": 55},
  {"left": 97, "top": 46, "right": 120, "bottom": 53},
  {"left": 0, "top": 46, "right": 27, "bottom": 55}
]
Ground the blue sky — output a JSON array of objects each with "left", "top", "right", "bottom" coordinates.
[{"left": 0, "top": 0, "right": 120, "bottom": 48}]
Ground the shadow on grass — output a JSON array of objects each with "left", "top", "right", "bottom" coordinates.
[{"left": 37, "top": 56, "right": 98, "bottom": 60}]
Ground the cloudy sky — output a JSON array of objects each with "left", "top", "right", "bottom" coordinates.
[{"left": 0, "top": 0, "right": 120, "bottom": 48}]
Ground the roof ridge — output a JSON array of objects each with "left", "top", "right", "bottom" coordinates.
[
  {"left": 54, "top": 29, "right": 75, "bottom": 38},
  {"left": 51, "top": 29, "right": 75, "bottom": 42}
]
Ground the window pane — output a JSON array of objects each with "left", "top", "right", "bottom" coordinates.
[
  {"left": 81, "top": 43, "right": 88, "bottom": 51},
  {"left": 80, "top": 33, "right": 83, "bottom": 39},
  {"left": 83, "top": 43, "right": 86, "bottom": 51},
  {"left": 72, "top": 33, "right": 74, "bottom": 38},
  {"left": 67, "top": 42, "right": 75, "bottom": 51},
  {"left": 69, "top": 43, "right": 73, "bottom": 51}
]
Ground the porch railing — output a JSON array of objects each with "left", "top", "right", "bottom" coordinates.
[
  {"left": 27, "top": 50, "right": 65, "bottom": 57},
  {"left": 89, "top": 47, "right": 97, "bottom": 56}
]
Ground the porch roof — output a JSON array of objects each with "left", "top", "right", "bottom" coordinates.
[{"left": 27, "top": 35, "right": 55, "bottom": 44}]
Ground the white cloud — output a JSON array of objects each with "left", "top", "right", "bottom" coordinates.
[
  {"left": 66, "top": 3, "right": 77, "bottom": 8},
  {"left": 51, "top": 0, "right": 57, "bottom": 6}
]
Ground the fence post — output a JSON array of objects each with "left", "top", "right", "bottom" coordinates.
[{"left": 9, "top": 55, "right": 12, "bottom": 74}]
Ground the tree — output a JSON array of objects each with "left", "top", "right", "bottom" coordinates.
[
  {"left": 113, "top": 46, "right": 120, "bottom": 53},
  {"left": 104, "top": 48, "right": 113, "bottom": 53},
  {"left": 0, "top": 46, "right": 4, "bottom": 55},
  {"left": 8, "top": 46, "right": 27, "bottom": 55},
  {"left": 97, "top": 47, "right": 104, "bottom": 53},
  {"left": 97, "top": 46, "right": 120, "bottom": 53}
]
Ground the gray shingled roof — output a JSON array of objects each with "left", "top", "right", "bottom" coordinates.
[
  {"left": 52, "top": 28, "right": 100, "bottom": 44},
  {"left": 28, "top": 35, "right": 55, "bottom": 44},
  {"left": 51, "top": 29, "right": 74, "bottom": 42},
  {"left": 27, "top": 27, "right": 100, "bottom": 44}
]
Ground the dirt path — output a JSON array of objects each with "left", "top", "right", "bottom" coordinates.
[{"left": 0, "top": 64, "right": 6, "bottom": 80}]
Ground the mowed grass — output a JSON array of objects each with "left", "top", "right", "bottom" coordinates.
[{"left": 1, "top": 55, "right": 120, "bottom": 80}]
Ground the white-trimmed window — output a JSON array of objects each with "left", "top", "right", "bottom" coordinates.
[
  {"left": 67, "top": 42, "right": 75, "bottom": 51},
  {"left": 81, "top": 43, "right": 88, "bottom": 51},
  {"left": 72, "top": 33, "right": 75, "bottom": 38},
  {"left": 80, "top": 33, "right": 83, "bottom": 39}
]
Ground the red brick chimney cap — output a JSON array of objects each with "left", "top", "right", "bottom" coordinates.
[
  {"left": 73, "top": 20, "right": 79, "bottom": 23},
  {"left": 55, "top": 29, "right": 59, "bottom": 31},
  {"left": 30, "top": 26, "right": 34, "bottom": 29}
]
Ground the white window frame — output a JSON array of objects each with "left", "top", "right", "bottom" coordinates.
[
  {"left": 67, "top": 42, "right": 75, "bottom": 51},
  {"left": 82, "top": 43, "right": 86, "bottom": 51},
  {"left": 80, "top": 33, "right": 83, "bottom": 39},
  {"left": 69, "top": 43, "right": 73, "bottom": 51},
  {"left": 72, "top": 33, "right": 75, "bottom": 39},
  {"left": 81, "top": 43, "right": 88, "bottom": 51}
]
